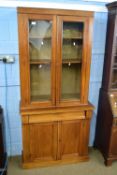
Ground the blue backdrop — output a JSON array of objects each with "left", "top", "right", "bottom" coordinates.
[{"left": 0, "top": 0, "right": 108, "bottom": 156}]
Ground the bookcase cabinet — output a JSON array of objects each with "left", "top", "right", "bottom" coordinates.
[
  {"left": 18, "top": 8, "right": 94, "bottom": 168},
  {"left": 94, "top": 2, "right": 117, "bottom": 166}
]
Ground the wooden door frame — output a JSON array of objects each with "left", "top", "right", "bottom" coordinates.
[
  {"left": 18, "top": 13, "right": 57, "bottom": 108},
  {"left": 56, "top": 16, "right": 93, "bottom": 107}
]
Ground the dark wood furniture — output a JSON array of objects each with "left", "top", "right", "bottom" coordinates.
[
  {"left": 0, "top": 107, "right": 4, "bottom": 167},
  {"left": 94, "top": 1, "right": 117, "bottom": 166},
  {"left": 0, "top": 106, "right": 7, "bottom": 175},
  {"left": 18, "top": 8, "right": 94, "bottom": 168}
]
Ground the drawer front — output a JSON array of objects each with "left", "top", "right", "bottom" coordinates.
[{"left": 29, "top": 111, "right": 85, "bottom": 124}]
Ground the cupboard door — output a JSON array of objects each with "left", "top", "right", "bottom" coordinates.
[
  {"left": 29, "top": 122, "right": 57, "bottom": 161},
  {"left": 56, "top": 16, "right": 91, "bottom": 106},
  {"left": 19, "top": 14, "right": 56, "bottom": 107},
  {"left": 58, "top": 120, "right": 81, "bottom": 159}
]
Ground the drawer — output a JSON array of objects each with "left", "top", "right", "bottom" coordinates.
[{"left": 29, "top": 111, "right": 85, "bottom": 124}]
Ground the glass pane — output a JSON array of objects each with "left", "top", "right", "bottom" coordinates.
[
  {"left": 62, "top": 39, "right": 82, "bottom": 61},
  {"left": 61, "top": 64, "right": 81, "bottom": 100},
  {"left": 61, "top": 22, "right": 83, "bottom": 100},
  {"left": 29, "top": 20, "right": 52, "bottom": 61},
  {"left": 29, "top": 20, "right": 52, "bottom": 102},
  {"left": 113, "top": 36, "right": 117, "bottom": 67},
  {"left": 111, "top": 36, "right": 117, "bottom": 88},
  {"left": 111, "top": 69, "right": 117, "bottom": 88},
  {"left": 109, "top": 93, "right": 117, "bottom": 117},
  {"left": 30, "top": 64, "right": 51, "bottom": 101},
  {"left": 63, "top": 22, "right": 83, "bottom": 39},
  {"left": 114, "top": 56, "right": 117, "bottom": 65}
]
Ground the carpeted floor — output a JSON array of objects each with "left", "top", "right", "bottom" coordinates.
[{"left": 8, "top": 149, "right": 117, "bottom": 175}]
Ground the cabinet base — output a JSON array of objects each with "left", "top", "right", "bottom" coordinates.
[
  {"left": 104, "top": 157, "right": 117, "bottom": 166},
  {"left": 21, "top": 105, "right": 93, "bottom": 169},
  {"left": 104, "top": 159, "right": 112, "bottom": 166},
  {"left": 22, "top": 156, "right": 89, "bottom": 169},
  {"left": 94, "top": 146, "right": 117, "bottom": 166}
]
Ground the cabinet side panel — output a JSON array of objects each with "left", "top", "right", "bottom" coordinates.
[
  {"left": 79, "top": 119, "right": 90, "bottom": 156},
  {"left": 94, "top": 89, "right": 113, "bottom": 158},
  {"left": 22, "top": 123, "right": 30, "bottom": 162},
  {"left": 18, "top": 14, "right": 30, "bottom": 105},
  {"left": 83, "top": 17, "right": 93, "bottom": 103}
]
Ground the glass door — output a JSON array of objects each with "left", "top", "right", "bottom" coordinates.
[
  {"left": 111, "top": 36, "right": 117, "bottom": 89},
  {"left": 56, "top": 16, "right": 88, "bottom": 106},
  {"left": 62, "top": 21, "right": 83, "bottom": 100},
  {"left": 110, "top": 16, "right": 117, "bottom": 90},
  {"left": 28, "top": 15, "right": 56, "bottom": 106}
]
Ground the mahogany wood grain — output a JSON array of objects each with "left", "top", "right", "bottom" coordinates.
[
  {"left": 101, "top": 14, "right": 116, "bottom": 91},
  {"left": 0, "top": 109, "right": 4, "bottom": 166},
  {"left": 94, "top": 2, "right": 117, "bottom": 166},
  {"left": 109, "top": 126, "right": 117, "bottom": 155}
]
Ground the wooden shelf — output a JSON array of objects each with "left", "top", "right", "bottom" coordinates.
[
  {"left": 29, "top": 36, "right": 51, "bottom": 39},
  {"left": 62, "top": 59, "right": 81, "bottom": 64},
  {"left": 29, "top": 37, "right": 83, "bottom": 40},
  {"left": 61, "top": 93, "right": 80, "bottom": 99},
  {"left": 30, "top": 59, "right": 51, "bottom": 64},
  {"left": 63, "top": 37, "right": 83, "bottom": 40},
  {"left": 31, "top": 95, "right": 50, "bottom": 101}
]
